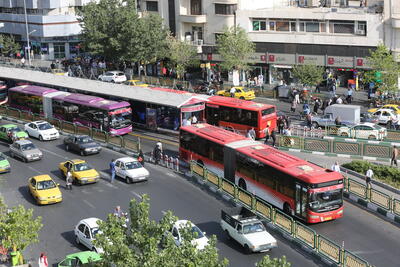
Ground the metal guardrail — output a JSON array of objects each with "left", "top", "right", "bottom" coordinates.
[
  {"left": 0, "top": 106, "right": 141, "bottom": 153},
  {"left": 189, "top": 160, "right": 373, "bottom": 267}
]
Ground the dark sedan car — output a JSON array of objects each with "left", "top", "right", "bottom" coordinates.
[{"left": 63, "top": 135, "right": 102, "bottom": 156}]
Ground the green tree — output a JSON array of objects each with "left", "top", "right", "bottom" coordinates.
[
  {"left": 292, "top": 64, "right": 325, "bottom": 87},
  {"left": 166, "top": 34, "right": 199, "bottom": 79},
  {"left": 216, "top": 26, "right": 255, "bottom": 72},
  {"left": 0, "top": 198, "right": 43, "bottom": 264},
  {"left": 95, "top": 195, "right": 228, "bottom": 267},
  {"left": 366, "top": 43, "right": 399, "bottom": 93},
  {"left": 0, "top": 34, "right": 20, "bottom": 57},
  {"left": 256, "top": 255, "right": 291, "bottom": 267}
]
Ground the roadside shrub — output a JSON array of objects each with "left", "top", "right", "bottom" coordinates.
[{"left": 342, "top": 160, "right": 400, "bottom": 189}]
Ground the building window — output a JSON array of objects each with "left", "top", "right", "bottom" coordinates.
[
  {"left": 329, "top": 20, "right": 355, "bottom": 34},
  {"left": 191, "top": 0, "right": 202, "bottom": 15},
  {"left": 290, "top": 21, "right": 296, "bottom": 32},
  {"left": 320, "top": 22, "right": 326, "bottom": 33},
  {"left": 53, "top": 43, "right": 65, "bottom": 59},
  {"left": 252, "top": 19, "right": 267, "bottom": 31},
  {"left": 299, "top": 20, "right": 322, "bottom": 33},
  {"left": 146, "top": 1, "right": 158, "bottom": 12},
  {"left": 356, "top": 21, "right": 367, "bottom": 36},
  {"left": 215, "top": 4, "right": 237, "bottom": 15},
  {"left": 269, "top": 19, "right": 295, "bottom": 32}
]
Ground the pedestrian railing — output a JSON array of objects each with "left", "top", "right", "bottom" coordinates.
[
  {"left": 189, "top": 160, "right": 375, "bottom": 267},
  {"left": 0, "top": 106, "right": 141, "bottom": 153}
]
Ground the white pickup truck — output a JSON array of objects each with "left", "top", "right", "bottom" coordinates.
[{"left": 220, "top": 207, "right": 277, "bottom": 254}]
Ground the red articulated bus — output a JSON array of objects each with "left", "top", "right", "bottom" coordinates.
[
  {"left": 180, "top": 123, "right": 344, "bottom": 223},
  {"left": 205, "top": 96, "right": 277, "bottom": 139}
]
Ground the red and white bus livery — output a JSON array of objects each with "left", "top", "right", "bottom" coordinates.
[{"left": 179, "top": 124, "right": 344, "bottom": 223}]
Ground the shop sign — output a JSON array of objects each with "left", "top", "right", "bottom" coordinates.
[
  {"left": 181, "top": 103, "right": 205, "bottom": 113},
  {"left": 355, "top": 57, "right": 372, "bottom": 69},
  {"left": 207, "top": 53, "right": 212, "bottom": 61},
  {"left": 327, "top": 56, "right": 353, "bottom": 67},
  {"left": 267, "top": 53, "right": 295, "bottom": 64},
  {"left": 246, "top": 53, "right": 266, "bottom": 63},
  {"left": 297, "top": 55, "right": 325, "bottom": 66}
]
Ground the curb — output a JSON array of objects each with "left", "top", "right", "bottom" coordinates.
[{"left": 278, "top": 147, "right": 391, "bottom": 163}]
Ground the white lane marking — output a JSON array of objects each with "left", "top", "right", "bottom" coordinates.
[
  {"left": 81, "top": 189, "right": 89, "bottom": 194},
  {"left": 27, "top": 166, "right": 42, "bottom": 174},
  {"left": 104, "top": 182, "right": 118, "bottom": 189},
  {"left": 161, "top": 210, "right": 167, "bottom": 215},
  {"left": 83, "top": 199, "right": 95, "bottom": 209},
  {"left": 166, "top": 172, "right": 175, "bottom": 177},
  {"left": 131, "top": 191, "right": 142, "bottom": 199},
  {"left": 40, "top": 148, "right": 68, "bottom": 159},
  {"left": 97, "top": 188, "right": 104, "bottom": 192}
]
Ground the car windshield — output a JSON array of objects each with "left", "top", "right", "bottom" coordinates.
[
  {"left": 91, "top": 227, "right": 100, "bottom": 237},
  {"left": 125, "top": 161, "right": 142, "bottom": 170},
  {"left": 309, "top": 189, "right": 343, "bottom": 212},
  {"left": 242, "top": 222, "right": 265, "bottom": 234},
  {"left": 21, "top": 143, "right": 36, "bottom": 151},
  {"left": 8, "top": 126, "right": 21, "bottom": 132},
  {"left": 77, "top": 136, "right": 93, "bottom": 143},
  {"left": 37, "top": 180, "right": 56, "bottom": 190},
  {"left": 191, "top": 225, "right": 204, "bottom": 239},
  {"left": 373, "top": 125, "right": 384, "bottom": 130},
  {"left": 0, "top": 154, "right": 6, "bottom": 161},
  {"left": 74, "top": 163, "right": 91, "bottom": 172},
  {"left": 38, "top": 123, "right": 53, "bottom": 130}
]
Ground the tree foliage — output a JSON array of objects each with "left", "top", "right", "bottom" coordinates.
[
  {"left": 292, "top": 64, "right": 325, "bottom": 87},
  {"left": 366, "top": 43, "right": 399, "bottom": 93},
  {"left": 0, "top": 34, "right": 20, "bottom": 57},
  {"left": 0, "top": 197, "right": 43, "bottom": 264},
  {"left": 216, "top": 26, "right": 255, "bottom": 71},
  {"left": 77, "top": 0, "right": 168, "bottom": 64},
  {"left": 95, "top": 195, "right": 228, "bottom": 267},
  {"left": 256, "top": 255, "right": 291, "bottom": 267},
  {"left": 166, "top": 34, "right": 199, "bottom": 79}
]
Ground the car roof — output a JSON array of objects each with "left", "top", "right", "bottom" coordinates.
[
  {"left": 358, "top": 122, "right": 376, "bottom": 127},
  {"left": 15, "top": 139, "right": 32, "bottom": 145},
  {"left": 174, "top": 220, "right": 195, "bottom": 229},
  {"left": 1, "top": 124, "right": 18, "bottom": 128},
  {"left": 375, "top": 108, "right": 395, "bottom": 112},
  {"left": 116, "top": 157, "right": 138, "bottom": 163},
  {"left": 79, "top": 217, "right": 102, "bottom": 228},
  {"left": 32, "top": 120, "right": 48, "bottom": 124},
  {"left": 383, "top": 104, "right": 399, "bottom": 107},
  {"left": 64, "top": 251, "right": 101, "bottom": 262},
  {"left": 32, "top": 174, "right": 53, "bottom": 181},
  {"left": 69, "top": 159, "right": 86, "bottom": 164}
]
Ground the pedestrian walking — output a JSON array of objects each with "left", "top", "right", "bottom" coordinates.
[
  {"left": 313, "top": 98, "right": 321, "bottom": 114},
  {"left": 306, "top": 113, "right": 312, "bottom": 129},
  {"left": 294, "top": 90, "right": 300, "bottom": 104},
  {"left": 20, "top": 57, "right": 25, "bottom": 66},
  {"left": 66, "top": 167, "right": 73, "bottom": 190},
  {"left": 331, "top": 161, "right": 341, "bottom": 173},
  {"left": 346, "top": 88, "right": 353, "bottom": 104},
  {"left": 365, "top": 167, "right": 373, "bottom": 188},
  {"left": 138, "top": 149, "right": 145, "bottom": 167},
  {"left": 264, "top": 125, "right": 270, "bottom": 144},
  {"left": 290, "top": 100, "right": 297, "bottom": 113},
  {"left": 110, "top": 159, "right": 116, "bottom": 183},
  {"left": 278, "top": 116, "right": 285, "bottom": 134},
  {"left": 153, "top": 145, "right": 161, "bottom": 165},
  {"left": 391, "top": 146, "right": 398, "bottom": 167},
  {"left": 38, "top": 252, "right": 48, "bottom": 267},
  {"left": 247, "top": 128, "right": 256, "bottom": 140},
  {"left": 271, "top": 129, "right": 277, "bottom": 147}
]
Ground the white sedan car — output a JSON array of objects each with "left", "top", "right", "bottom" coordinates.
[
  {"left": 24, "top": 121, "right": 59, "bottom": 141},
  {"left": 337, "top": 122, "right": 387, "bottom": 140},
  {"left": 168, "top": 220, "right": 209, "bottom": 250},
  {"left": 370, "top": 109, "right": 400, "bottom": 125},
  {"left": 114, "top": 157, "right": 149, "bottom": 183},
  {"left": 74, "top": 218, "right": 103, "bottom": 253},
  {"left": 98, "top": 71, "right": 127, "bottom": 83}
]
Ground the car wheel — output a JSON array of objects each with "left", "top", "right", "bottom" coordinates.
[
  {"left": 23, "top": 157, "right": 28, "bottom": 163},
  {"left": 92, "top": 247, "right": 98, "bottom": 253},
  {"left": 368, "top": 135, "right": 376, "bottom": 140},
  {"left": 10, "top": 152, "right": 14, "bottom": 158},
  {"left": 126, "top": 176, "right": 132, "bottom": 184},
  {"left": 111, "top": 80, "right": 115, "bottom": 83},
  {"left": 244, "top": 244, "right": 252, "bottom": 254},
  {"left": 240, "top": 97, "right": 245, "bottom": 100},
  {"left": 75, "top": 236, "right": 80, "bottom": 245},
  {"left": 80, "top": 150, "right": 85, "bottom": 156},
  {"left": 312, "top": 122, "right": 319, "bottom": 128},
  {"left": 225, "top": 230, "right": 231, "bottom": 241},
  {"left": 39, "top": 135, "right": 43, "bottom": 141},
  {"left": 65, "top": 144, "right": 70, "bottom": 151}
]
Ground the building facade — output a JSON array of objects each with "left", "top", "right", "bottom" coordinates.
[{"left": 0, "top": 0, "right": 91, "bottom": 60}]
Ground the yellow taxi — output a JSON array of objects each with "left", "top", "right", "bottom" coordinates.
[
  {"left": 28, "top": 175, "right": 62, "bottom": 205},
  {"left": 51, "top": 69, "right": 69, "bottom": 76},
  {"left": 125, "top": 79, "right": 149, "bottom": 87},
  {"left": 59, "top": 159, "right": 100, "bottom": 185},
  {"left": 368, "top": 104, "right": 400, "bottom": 114},
  {"left": 216, "top": 87, "right": 256, "bottom": 100}
]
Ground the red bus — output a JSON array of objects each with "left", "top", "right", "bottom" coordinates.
[
  {"left": 179, "top": 123, "right": 344, "bottom": 223},
  {"left": 205, "top": 96, "right": 276, "bottom": 139}
]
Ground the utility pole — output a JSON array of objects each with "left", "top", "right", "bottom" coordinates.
[{"left": 23, "top": 0, "right": 31, "bottom": 65}]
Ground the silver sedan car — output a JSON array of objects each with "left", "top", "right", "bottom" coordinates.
[{"left": 9, "top": 140, "right": 43, "bottom": 162}]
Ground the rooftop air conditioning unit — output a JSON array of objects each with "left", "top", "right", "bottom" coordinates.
[{"left": 355, "top": 29, "right": 365, "bottom": 35}]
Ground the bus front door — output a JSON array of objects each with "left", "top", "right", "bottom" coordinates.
[{"left": 295, "top": 183, "right": 308, "bottom": 219}]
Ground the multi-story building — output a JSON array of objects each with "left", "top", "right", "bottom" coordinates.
[
  {"left": 0, "top": 0, "right": 92, "bottom": 60},
  {"left": 143, "top": 0, "right": 399, "bottom": 85}
]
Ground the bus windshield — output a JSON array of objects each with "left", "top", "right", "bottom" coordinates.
[
  {"left": 309, "top": 189, "right": 343, "bottom": 213},
  {"left": 109, "top": 110, "right": 131, "bottom": 129}
]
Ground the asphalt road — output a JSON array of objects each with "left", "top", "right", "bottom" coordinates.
[{"left": 0, "top": 134, "right": 320, "bottom": 267}]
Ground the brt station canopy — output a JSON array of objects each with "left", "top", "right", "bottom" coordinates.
[{"left": 0, "top": 66, "right": 209, "bottom": 111}]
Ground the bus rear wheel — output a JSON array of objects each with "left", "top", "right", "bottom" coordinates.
[
  {"left": 283, "top": 203, "right": 292, "bottom": 216},
  {"left": 238, "top": 179, "right": 247, "bottom": 191}
]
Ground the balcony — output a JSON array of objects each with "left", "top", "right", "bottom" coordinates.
[{"left": 180, "top": 14, "right": 207, "bottom": 24}]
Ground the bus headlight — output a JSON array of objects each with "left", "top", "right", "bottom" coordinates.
[{"left": 310, "top": 215, "right": 320, "bottom": 219}]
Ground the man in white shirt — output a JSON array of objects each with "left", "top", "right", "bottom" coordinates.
[
  {"left": 230, "top": 87, "right": 236, "bottom": 97},
  {"left": 336, "top": 97, "right": 343, "bottom": 104},
  {"left": 365, "top": 167, "right": 373, "bottom": 187},
  {"left": 191, "top": 114, "right": 198, "bottom": 124},
  {"left": 331, "top": 161, "right": 341, "bottom": 173},
  {"left": 247, "top": 128, "right": 256, "bottom": 140}
]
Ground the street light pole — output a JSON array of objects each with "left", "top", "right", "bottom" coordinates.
[{"left": 23, "top": 0, "right": 31, "bottom": 65}]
